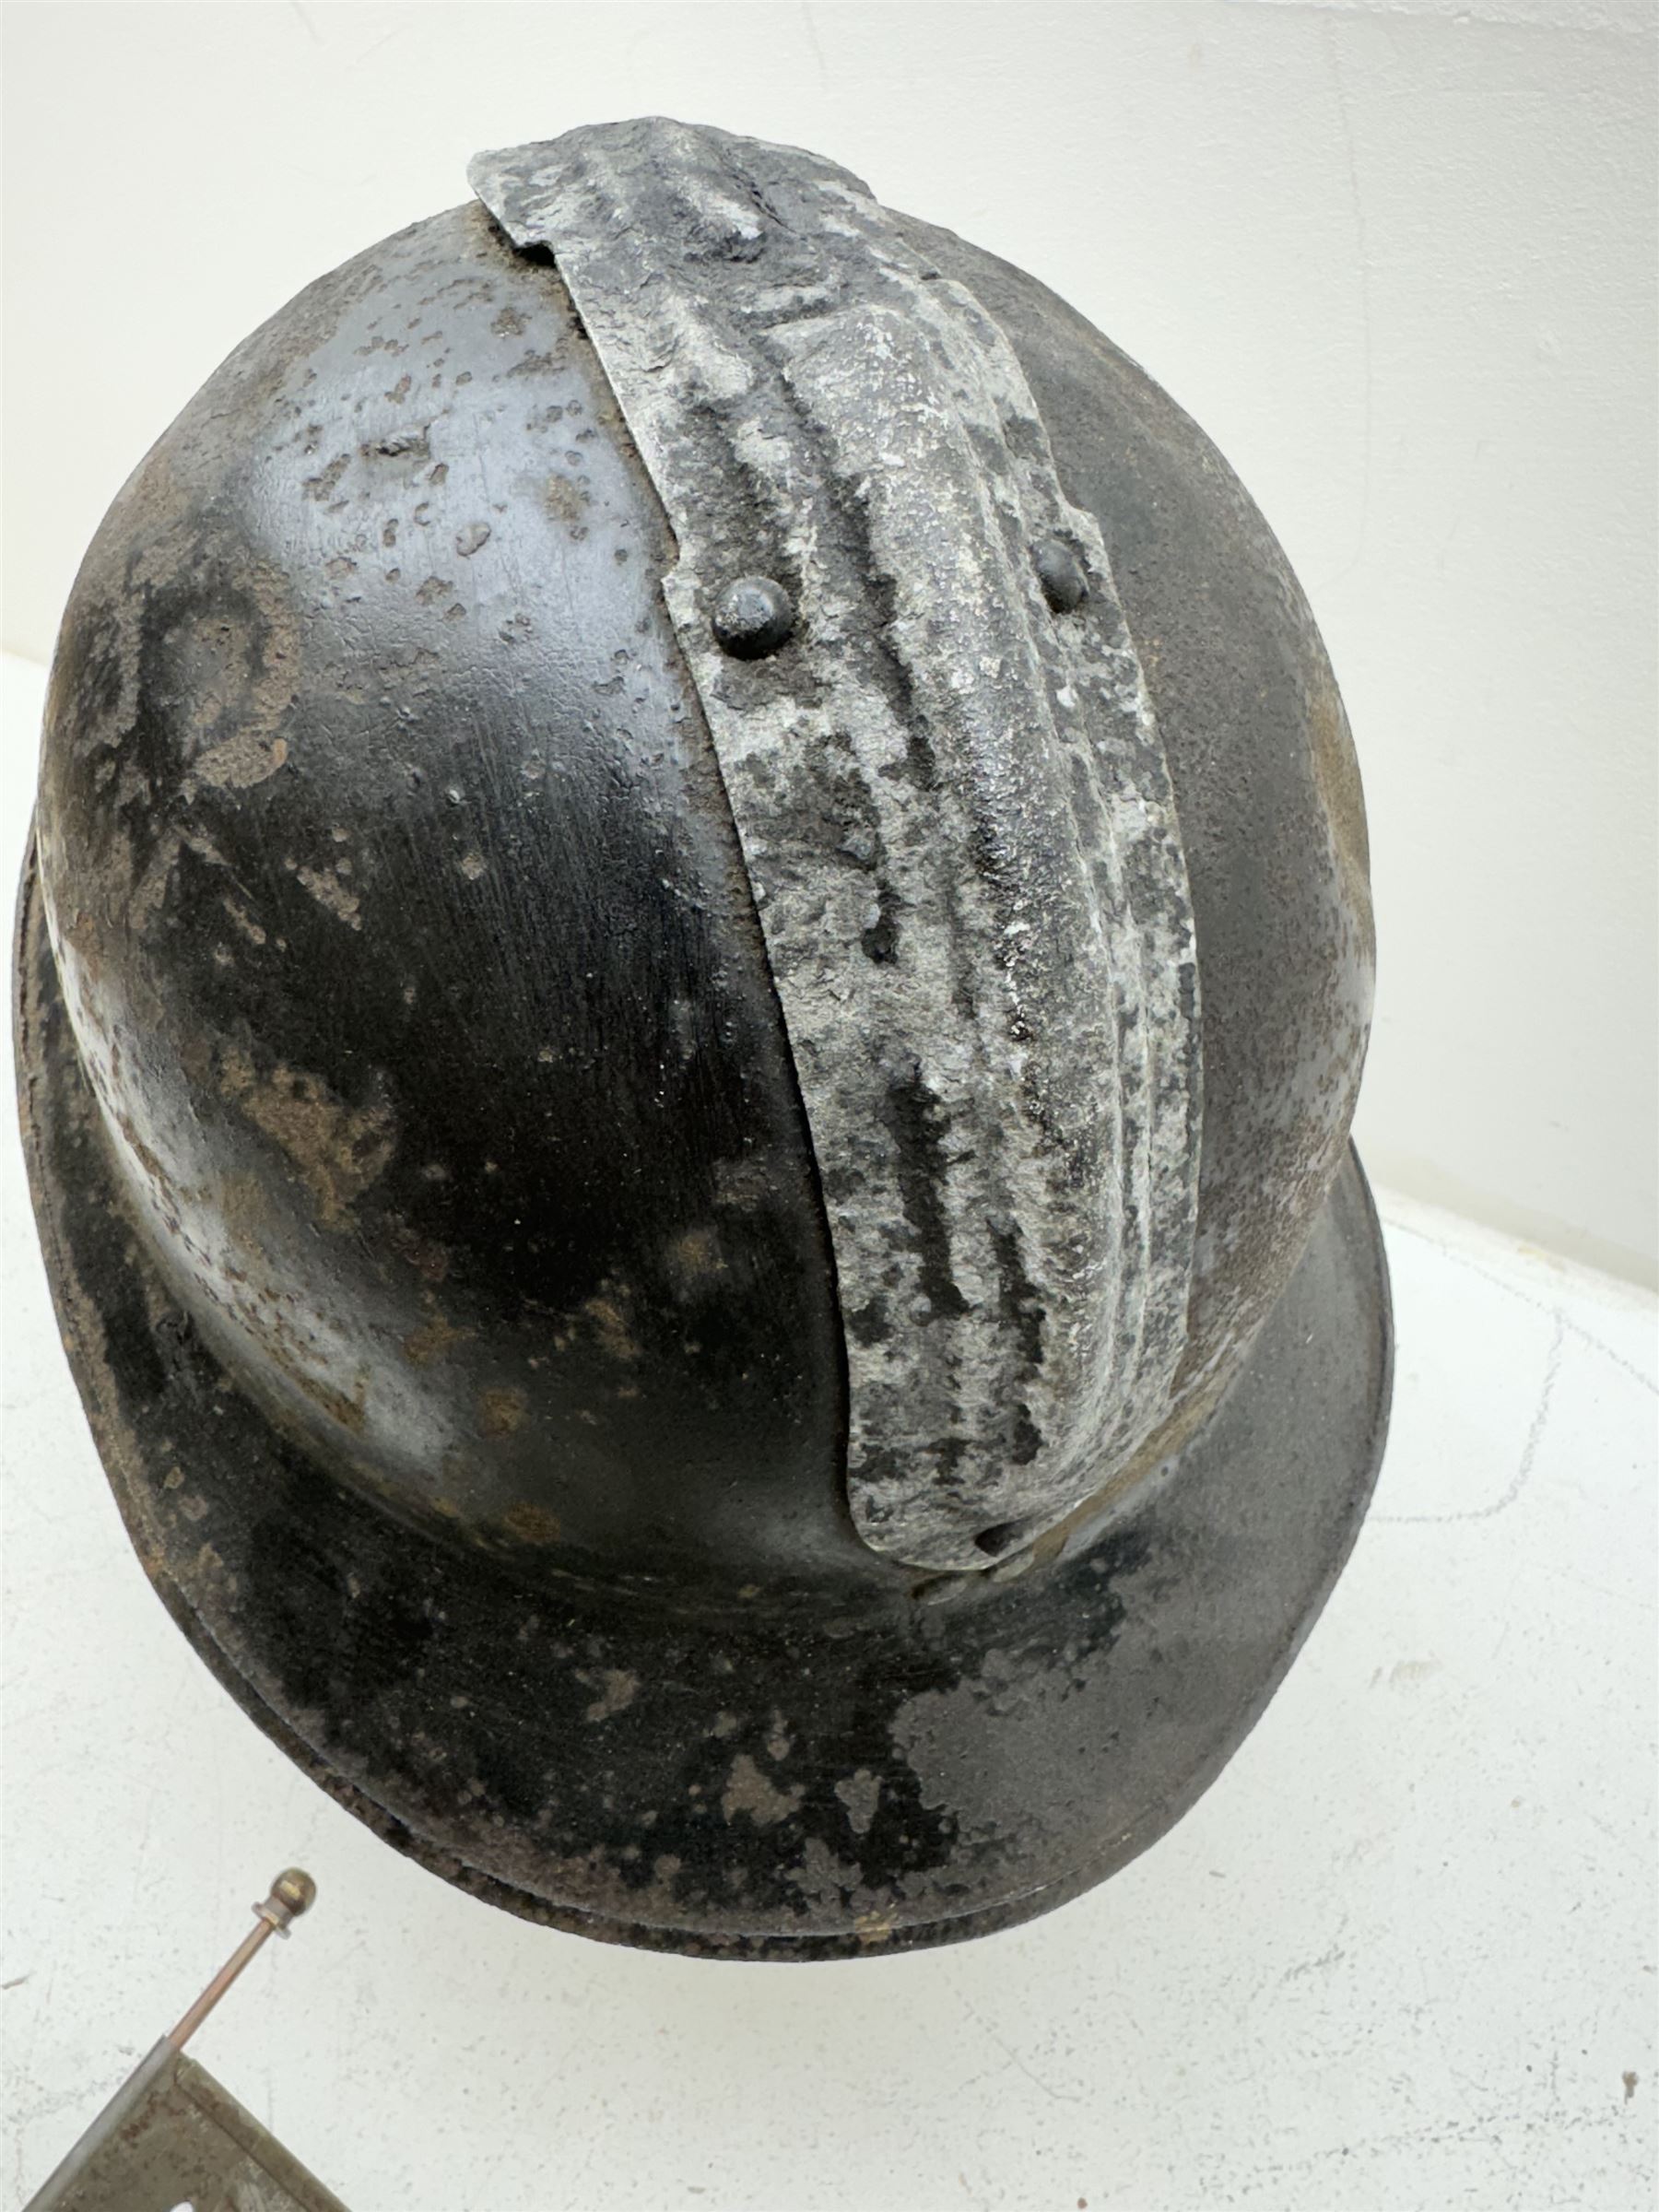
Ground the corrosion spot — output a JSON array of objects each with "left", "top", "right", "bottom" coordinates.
[
  {"left": 1308, "top": 672, "right": 1373, "bottom": 959},
  {"left": 665, "top": 1225, "right": 725, "bottom": 1288},
  {"left": 303, "top": 453, "right": 350, "bottom": 501},
  {"left": 221, "top": 898, "right": 267, "bottom": 946},
  {"left": 218, "top": 1045, "right": 394, "bottom": 1229},
  {"left": 834, "top": 1769, "right": 882, "bottom": 1837},
  {"left": 385, "top": 1212, "right": 451, "bottom": 1284},
  {"left": 199, "top": 729, "right": 288, "bottom": 789},
  {"left": 543, "top": 475, "right": 588, "bottom": 529},
  {"left": 300, "top": 1371, "right": 368, "bottom": 1432},
  {"left": 721, "top": 1754, "right": 803, "bottom": 1828},
  {"left": 297, "top": 865, "right": 361, "bottom": 929},
  {"left": 582, "top": 1668, "right": 639, "bottom": 1722},
  {"left": 478, "top": 1384, "right": 528, "bottom": 1438},
  {"left": 577, "top": 1290, "right": 639, "bottom": 1364},
  {"left": 502, "top": 1500, "right": 562, "bottom": 1547},
  {"left": 402, "top": 1311, "right": 475, "bottom": 1366}
]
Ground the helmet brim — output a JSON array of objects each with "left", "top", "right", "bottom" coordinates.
[{"left": 17, "top": 846, "right": 1393, "bottom": 1959}]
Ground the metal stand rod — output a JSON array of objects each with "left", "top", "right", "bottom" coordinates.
[{"left": 169, "top": 1868, "right": 315, "bottom": 2047}]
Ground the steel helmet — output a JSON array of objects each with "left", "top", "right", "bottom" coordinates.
[{"left": 18, "top": 119, "right": 1391, "bottom": 1957}]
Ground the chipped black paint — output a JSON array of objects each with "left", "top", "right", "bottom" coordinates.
[
  {"left": 33, "top": 199, "right": 853, "bottom": 1594},
  {"left": 20, "top": 853, "right": 1388, "bottom": 1950},
  {"left": 18, "top": 120, "right": 1391, "bottom": 1959}
]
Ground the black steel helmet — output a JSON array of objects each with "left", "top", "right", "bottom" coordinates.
[{"left": 17, "top": 120, "right": 1390, "bottom": 1958}]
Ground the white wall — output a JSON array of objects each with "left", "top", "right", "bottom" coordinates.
[{"left": 4, "top": 0, "right": 1654, "bottom": 1282}]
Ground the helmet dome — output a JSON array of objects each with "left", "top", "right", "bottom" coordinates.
[{"left": 18, "top": 119, "right": 1389, "bottom": 1957}]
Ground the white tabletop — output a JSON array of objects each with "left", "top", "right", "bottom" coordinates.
[{"left": 3, "top": 653, "right": 1654, "bottom": 2212}]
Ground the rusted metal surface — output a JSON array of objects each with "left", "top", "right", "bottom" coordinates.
[
  {"left": 23, "top": 2047, "right": 346, "bottom": 2212},
  {"left": 17, "top": 120, "right": 1390, "bottom": 1956}
]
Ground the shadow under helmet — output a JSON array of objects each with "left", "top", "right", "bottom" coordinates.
[{"left": 17, "top": 120, "right": 1391, "bottom": 1958}]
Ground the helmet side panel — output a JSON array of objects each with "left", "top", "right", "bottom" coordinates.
[{"left": 36, "top": 203, "right": 858, "bottom": 1592}]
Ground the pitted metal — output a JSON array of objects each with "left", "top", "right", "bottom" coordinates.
[{"left": 470, "top": 121, "right": 1202, "bottom": 1572}]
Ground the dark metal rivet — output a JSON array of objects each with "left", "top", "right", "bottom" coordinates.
[
  {"left": 1033, "top": 536, "right": 1088, "bottom": 614},
  {"left": 712, "top": 574, "right": 794, "bottom": 659}
]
